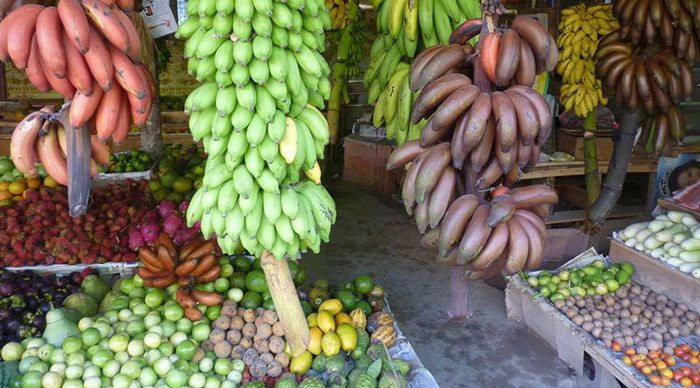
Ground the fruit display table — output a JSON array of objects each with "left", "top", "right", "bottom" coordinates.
[{"left": 506, "top": 249, "right": 700, "bottom": 388}]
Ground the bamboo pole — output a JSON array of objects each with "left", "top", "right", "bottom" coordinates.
[
  {"left": 583, "top": 110, "right": 600, "bottom": 220},
  {"left": 260, "top": 251, "right": 310, "bottom": 356}
]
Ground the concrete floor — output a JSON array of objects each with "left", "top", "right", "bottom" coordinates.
[{"left": 304, "top": 183, "right": 578, "bottom": 388}]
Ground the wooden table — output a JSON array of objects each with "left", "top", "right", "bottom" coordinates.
[{"left": 522, "top": 158, "right": 658, "bottom": 224}]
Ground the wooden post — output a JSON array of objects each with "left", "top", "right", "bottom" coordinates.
[{"left": 260, "top": 251, "right": 310, "bottom": 356}]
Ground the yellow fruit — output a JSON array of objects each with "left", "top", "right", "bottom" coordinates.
[
  {"left": 12, "top": 195, "right": 22, "bottom": 202},
  {"left": 370, "top": 325, "right": 396, "bottom": 347},
  {"left": 317, "top": 310, "right": 335, "bottom": 333},
  {"left": 43, "top": 176, "right": 58, "bottom": 188},
  {"left": 334, "top": 312, "right": 353, "bottom": 327},
  {"left": 307, "top": 327, "right": 323, "bottom": 355},
  {"left": 306, "top": 313, "right": 318, "bottom": 328},
  {"left": 0, "top": 181, "right": 9, "bottom": 191},
  {"left": 289, "top": 351, "right": 313, "bottom": 374},
  {"left": 26, "top": 177, "right": 41, "bottom": 189},
  {"left": 349, "top": 309, "right": 367, "bottom": 329},
  {"left": 0, "top": 191, "right": 12, "bottom": 201},
  {"left": 336, "top": 323, "right": 357, "bottom": 352},
  {"left": 318, "top": 299, "right": 342, "bottom": 315},
  {"left": 7, "top": 182, "right": 26, "bottom": 195},
  {"left": 321, "top": 331, "right": 341, "bottom": 356}
]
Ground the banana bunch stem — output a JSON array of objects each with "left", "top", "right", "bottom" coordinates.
[{"left": 582, "top": 110, "right": 600, "bottom": 214}]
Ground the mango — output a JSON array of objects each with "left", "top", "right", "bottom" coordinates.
[
  {"left": 289, "top": 351, "right": 312, "bottom": 374},
  {"left": 321, "top": 331, "right": 341, "bottom": 356},
  {"left": 334, "top": 312, "right": 353, "bottom": 327},
  {"left": 336, "top": 323, "right": 357, "bottom": 352},
  {"left": 307, "top": 327, "right": 323, "bottom": 355},
  {"left": 306, "top": 313, "right": 318, "bottom": 328},
  {"left": 318, "top": 298, "right": 342, "bottom": 315},
  {"left": 317, "top": 310, "right": 335, "bottom": 333}
]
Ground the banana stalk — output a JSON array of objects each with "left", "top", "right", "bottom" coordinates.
[
  {"left": 583, "top": 110, "right": 600, "bottom": 215},
  {"left": 327, "top": 2, "right": 357, "bottom": 145}
]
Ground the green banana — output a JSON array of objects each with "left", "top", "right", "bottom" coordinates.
[{"left": 263, "top": 190, "right": 282, "bottom": 223}]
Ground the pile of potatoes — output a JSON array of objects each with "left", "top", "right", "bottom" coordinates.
[
  {"left": 202, "top": 301, "right": 289, "bottom": 380},
  {"left": 553, "top": 282, "right": 700, "bottom": 354}
]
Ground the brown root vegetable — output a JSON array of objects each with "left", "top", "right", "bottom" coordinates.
[
  {"left": 214, "top": 341, "right": 232, "bottom": 358},
  {"left": 242, "top": 323, "right": 257, "bottom": 338},
  {"left": 222, "top": 300, "right": 238, "bottom": 316},
  {"left": 243, "top": 309, "right": 257, "bottom": 323},
  {"left": 582, "top": 321, "right": 594, "bottom": 332},
  {"left": 679, "top": 325, "right": 691, "bottom": 336},
  {"left": 214, "top": 316, "right": 231, "bottom": 330},
  {"left": 231, "top": 345, "right": 246, "bottom": 359},
  {"left": 257, "top": 323, "right": 272, "bottom": 339},
  {"left": 269, "top": 336, "right": 285, "bottom": 354},
  {"left": 254, "top": 338, "right": 270, "bottom": 353},
  {"left": 576, "top": 299, "right": 586, "bottom": 308},
  {"left": 267, "top": 361, "right": 283, "bottom": 378},
  {"left": 256, "top": 308, "right": 266, "bottom": 316},
  {"left": 275, "top": 352, "right": 290, "bottom": 368},
  {"left": 226, "top": 330, "right": 242, "bottom": 345},
  {"left": 243, "top": 348, "right": 259, "bottom": 365},
  {"left": 193, "top": 349, "right": 205, "bottom": 363},
  {"left": 201, "top": 340, "right": 214, "bottom": 352},
  {"left": 209, "top": 329, "right": 225, "bottom": 343},
  {"left": 230, "top": 316, "right": 245, "bottom": 330},
  {"left": 636, "top": 345, "right": 648, "bottom": 355},
  {"left": 250, "top": 359, "right": 267, "bottom": 379},
  {"left": 592, "top": 311, "right": 603, "bottom": 320},
  {"left": 263, "top": 310, "right": 278, "bottom": 325},
  {"left": 554, "top": 299, "right": 566, "bottom": 309},
  {"left": 572, "top": 315, "right": 584, "bottom": 326},
  {"left": 272, "top": 321, "right": 284, "bottom": 337},
  {"left": 259, "top": 352, "right": 274, "bottom": 364},
  {"left": 239, "top": 337, "right": 253, "bottom": 349},
  {"left": 255, "top": 316, "right": 266, "bottom": 327},
  {"left": 592, "top": 327, "right": 603, "bottom": 338}
]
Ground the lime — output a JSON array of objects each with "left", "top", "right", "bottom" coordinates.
[
  {"left": 240, "top": 291, "right": 262, "bottom": 309},
  {"left": 0, "top": 159, "right": 14, "bottom": 174},
  {"left": 354, "top": 275, "right": 374, "bottom": 295},
  {"left": 144, "top": 289, "right": 166, "bottom": 308},
  {"left": 355, "top": 301, "right": 372, "bottom": 315},
  {"left": 205, "top": 305, "right": 221, "bottom": 321},
  {"left": 160, "top": 172, "right": 178, "bottom": 188},
  {"left": 176, "top": 340, "right": 197, "bottom": 361},
  {"left": 214, "top": 278, "right": 230, "bottom": 293},
  {"left": 172, "top": 178, "right": 193, "bottom": 193},
  {"left": 232, "top": 257, "right": 251, "bottom": 272},
  {"left": 81, "top": 328, "right": 101, "bottom": 348},
  {"left": 335, "top": 290, "right": 356, "bottom": 312},
  {"left": 245, "top": 270, "right": 268, "bottom": 293},
  {"left": 229, "top": 273, "right": 246, "bottom": 289},
  {"left": 62, "top": 336, "right": 82, "bottom": 354},
  {"left": 263, "top": 298, "right": 275, "bottom": 311},
  {"left": 21, "top": 370, "right": 42, "bottom": 388}
]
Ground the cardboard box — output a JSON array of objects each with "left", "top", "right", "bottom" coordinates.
[
  {"left": 557, "top": 132, "right": 614, "bottom": 160},
  {"left": 342, "top": 135, "right": 403, "bottom": 194}
]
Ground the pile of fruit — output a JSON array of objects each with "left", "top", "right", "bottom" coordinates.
[
  {"left": 126, "top": 200, "right": 201, "bottom": 250},
  {"left": 547, "top": 278, "right": 700, "bottom": 352},
  {"left": 0, "top": 176, "right": 55, "bottom": 207},
  {"left": 136, "top": 234, "right": 225, "bottom": 321},
  {"left": 526, "top": 260, "right": 634, "bottom": 302},
  {"left": 617, "top": 211, "right": 700, "bottom": 279},
  {"left": 3, "top": 0, "right": 155, "bottom": 187},
  {"left": 204, "top": 306, "right": 290, "bottom": 381},
  {"left": 148, "top": 144, "right": 205, "bottom": 204},
  {"left": 105, "top": 149, "right": 155, "bottom": 174},
  {"left": 0, "top": 270, "right": 89, "bottom": 348},
  {"left": 622, "top": 344, "right": 700, "bottom": 386},
  {"left": 0, "top": 180, "right": 152, "bottom": 266},
  {"left": 0, "top": 156, "right": 47, "bottom": 182},
  {"left": 556, "top": 4, "right": 617, "bottom": 117}
]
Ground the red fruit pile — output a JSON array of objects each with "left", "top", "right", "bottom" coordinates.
[{"left": 0, "top": 180, "right": 153, "bottom": 266}]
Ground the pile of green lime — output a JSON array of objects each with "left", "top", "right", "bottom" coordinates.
[
  {"left": 0, "top": 156, "right": 46, "bottom": 181},
  {"left": 148, "top": 144, "right": 205, "bottom": 203},
  {"left": 105, "top": 150, "right": 154, "bottom": 174},
  {"left": 525, "top": 260, "right": 635, "bottom": 302}
]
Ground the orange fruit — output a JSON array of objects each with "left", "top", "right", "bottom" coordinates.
[
  {"left": 26, "top": 177, "right": 41, "bottom": 189},
  {"left": 44, "top": 176, "right": 58, "bottom": 188},
  {"left": 0, "top": 181, "right": 9, "bottom": 192},
  {"left": 0, "top": 191, "right": 12, "bottom": 201},
  {"left": 7, "top": 182, "right": 25, "bottom": 195}
]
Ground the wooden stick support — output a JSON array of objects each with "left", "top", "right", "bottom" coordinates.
[{"left": 260, "top": 251, "right": 310, "bottom": 356}]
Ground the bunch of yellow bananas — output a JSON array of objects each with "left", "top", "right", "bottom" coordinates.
[
  {"left": 326, "top": 0, "right": 351, "bottom": 29},
  {"left": 557, "top": 4, "right": 618, "bottom": 117}
]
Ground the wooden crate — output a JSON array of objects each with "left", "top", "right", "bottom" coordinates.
[
  {"left": 342, "top": 135, "right": 403, "bottom": 194},
  {"left": 506, "top": 276, "right": 649, "bottom": 388},
  {"left": 609, "top": 239, "right": 700, "bottom": 312},
  {"left": 557, "top": 131, "right": 614, "bottom": 160}
]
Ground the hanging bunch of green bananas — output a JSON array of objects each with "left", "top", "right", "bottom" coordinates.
[
  {"left": 346, "top": 8, "right": 370, "bottom": 81},
  {"left": 176, "top": 0, "right": 337, "bottom": 260},
  {"left": 557, "top": 4, "right": 617, "bottom": 117},
  {"left": 365, "top": 0, "right": 481, "bottom": 145}
]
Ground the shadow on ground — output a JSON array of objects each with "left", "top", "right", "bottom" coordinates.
[{"left": 302, "top": 182, "right": 578, "bottom": 388}]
